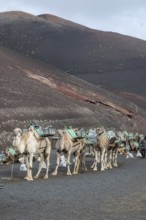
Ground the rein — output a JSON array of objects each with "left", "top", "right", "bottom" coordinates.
[
  {"left": 31, "top": 130, "right": 47, "bottom": 150},
  {"left": 32, "top": 129, "right": 43, "bottom": 142}
]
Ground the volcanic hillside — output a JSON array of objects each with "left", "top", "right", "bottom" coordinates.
[
  {"left": 0, "top": 11, "right": 146, "bottom": 98},
  {"left": 1, "top": 11, "right": 146, "bottom": 148},
  {"left": 0, "top": 46, "right": 146, "bottom": 148}
]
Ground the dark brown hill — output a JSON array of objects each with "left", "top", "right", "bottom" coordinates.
[
  {"left": 0, "top": 46, "right": 146, "bottom": 148},
  {"left": 1, "top": 11, "right": 146, "bottom": 148},
  {"left": 0, "top": 11, "right": 146, "bottom": 99}
]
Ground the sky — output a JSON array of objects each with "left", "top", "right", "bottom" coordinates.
[{"left": 0, "top": 0, "right": 146, "bottom": 41}]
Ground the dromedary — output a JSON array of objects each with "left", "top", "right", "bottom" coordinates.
[
  {"left": 52, "top": 129, "right": 86, "bottom": 176},
  {"left": 81, "top": 128, "right": 124, "bottom": 172},
  {"left": 93, "top": 129, "right": 125, "bottom": 171},
  {"left": 91, "top": 127, "right": 109, "bottom": 171},
  {"left": 12, "top": 126, "right": 51, "bottom": 181}
]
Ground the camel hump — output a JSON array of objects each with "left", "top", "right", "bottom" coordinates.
[
  {"left": 65, "top": 126, "right": 78, "bottom": 140},
  {"left": 29, "top": 122, "right": 56, "bottom": 138}
]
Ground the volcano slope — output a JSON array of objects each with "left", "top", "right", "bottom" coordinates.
[
  {"left": 0, "top": 11, "right": 146, "bottom": 100},
  {"left": 0, "top": 46, "right": 146, "bottom": 149},
  {"left": 1, "top": 11, "right": 146, "bottom": 148}
]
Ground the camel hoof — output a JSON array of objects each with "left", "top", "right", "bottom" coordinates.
[
  {"left": 80, "top": 170, "right": 85, "bottom": 173},
  {"left": 24, "top": 177, "right": 33, "bottom": 181},
  {"left": 67, "top": 172, "right": 72, "bottom": 176},
  {"left": 81, "top": 168, "right": 88, "bottom": 173},
  {"left": 114, "top": 165, "right": 118, "bottom": 168},
  {"left": 33, "top": 175, "right": 38, "bottom": 179},
  {"left": 107, "top": 166, "right": 112, "bottom": 169},
  {"left": 72, "top": 172, "right": 78, "bottom": 175},
  {"left": 43, "top": 175, "right": 48, "bottom": 179},
  {"left": 24, "top": 176, "right": 31, "bottom": 180},
  {"left": 52, "top": 172, "right": 57, "bottom": 176},
  {"left": 93, "top": 168, "right": 97, "bottom": 171}
]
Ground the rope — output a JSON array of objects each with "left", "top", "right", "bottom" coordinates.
[{"left": 10, "top": 159, "right": 14, "bottom": 180}]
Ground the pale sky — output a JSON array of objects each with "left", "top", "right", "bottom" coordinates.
[{"left": 0, "top": 0, "right": 146, "bottom": 41}]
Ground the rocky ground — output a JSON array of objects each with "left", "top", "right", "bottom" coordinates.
[{"left": 0, "top": 151, "right": 146, "bottom": 220}]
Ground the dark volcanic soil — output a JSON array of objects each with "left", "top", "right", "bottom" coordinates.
[
  {"left": 0, "top": 46, "right": 146, "bottom": 149},
  {"left": 0, "top": 152, "right": 146, "bottom": 220},
  {"left": 1, "top": 11, "right": 146, "bottom": 149},
  {"left": 0, "top": 11, "right": 146, "bottom": 220}
]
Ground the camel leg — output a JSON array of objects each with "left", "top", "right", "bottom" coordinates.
[
  {"left": 66, "top": 151, "right": 72, "bottom": 175},
  {"left": 91, "top": 148, "right": 96, "bottom": 169},
  {"left": 90, "top": 151, "right": 96, "bottom": 169},
  {"left": 89, "top": 145, "right": 94, "bottom": 156},
  {"left": 113, "top": 150, "right": 118, "bottom": 167},
  {"left": 24, "top": 155, "right": 31, "bottom": 180},
  {"left": 27, "top": 153, "right": 34, "bottom": 181},
  {"left": 24, "top": 153, "right": 33, "bottom": 181},
  {"left": 43, "top": 140, "right": 52, "bottom": 179},
  {"left": 101, "top": 149, "right": 106, "bottom": 171},
  {"left": 80, "top": 145, "right": 87, "bottom": 172},
  {"left": 77, "top": 155, "right": 81, "bottom": 173},
  {"left": 107, "top": 150, "right": 113, "bottom": 169},
  {"left": 34, "top": 154, "right": 44, "bottom": 179},
  {"left": 93, "top": 150, "right": 98, "bottom": 171},
  {"left": 43, "top": 150, "right": 51, "bottom": 179},
  {"left": 81, "top": 153, "right": 87, "bottom": 172},
  {"left": 92, "top": 150, "right": 100, "bottom": 171},
  {"left": 104, "top": 151, "right": 108, "bottom": 169},
  {"left": 73, "top": 153, "right": 80, "bottom": 175},
  {"left": 52, "top": 152, "right": 61, "bottom": 176},
  {"left": 112, "top": 151, "right": 115, "bottom": 166}
]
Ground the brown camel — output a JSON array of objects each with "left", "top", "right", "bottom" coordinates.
[{"left": 52, "top": 129, "right": 86, "bottom": 176}]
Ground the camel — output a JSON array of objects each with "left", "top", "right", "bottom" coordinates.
[
  {"left": 79, "top": 128, "right": 125, "bottom": 172},
  {"left": 0, "top": 147, "right": 19, "bottom": 165},
  {"left": 12, "top": 126, "right": 51, "bottom": 181},
  {"left": 106, "top": 136, "right": 121, "bottom": 169},
  {"left": 116, "top": 131, "right": 139, "bottom": 157},
  {"left": 52, "top": 129, "right": 86, "bottom": 176},
  {"left": 91, "top": 127, "right": 109, "bottom": 171},
  {"left": 4, "top": 147, "right": 19, "bottom": 165},
  {"left": 106, "top": 130, "right": 135, "bottom": 167}
]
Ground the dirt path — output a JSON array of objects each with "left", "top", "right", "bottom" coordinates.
[{"left": 0, "top": 153, "right": 146, "bottom": 220}]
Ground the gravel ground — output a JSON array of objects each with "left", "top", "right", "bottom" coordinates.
[{"left": 0, "top": 151, "right": 146, "bottom": 220}]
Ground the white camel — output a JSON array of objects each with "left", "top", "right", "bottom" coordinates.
[
  {"left": 91, "top": 127, "right": 109, "bottom": 171},
  {"left": 12, "top": 126, "right": 51, "bottom": 181},
  {"left": 52, "top": 129, "right": 85, "bottom": 176},
  {"left": 77, "top": 128, "right": 124, "bottom": 172}
]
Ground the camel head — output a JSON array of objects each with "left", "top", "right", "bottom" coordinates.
[
  {"left": 117, "top": 146, "right": 126, "bottom": 155},
  {"left": 28, "top": 125, "right": 42, "bottom": 140},
  {"left": 117, "top": 131, "right": 126, "bottom": 142},
  {"left": 96, "top": 127, "right": 105, "bottom": 136},
  {"left": 12, "top": 128, "right": 23, "bottom": 152},
  {"left": 13, "top": 128, "right": 22, "bottom": 137},
  {"left": 57, "top": 129, "right": 66, "bottom": 137}
]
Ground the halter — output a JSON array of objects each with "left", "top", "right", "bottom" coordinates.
[{"left": 29, "top": 126, "right": 43, "bottom": 142}]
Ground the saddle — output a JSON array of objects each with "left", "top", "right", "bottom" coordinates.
[
  {"left": 28, "top": 122, "right": 56, "bottom": 138},
  {"left": 65, "top": 126, "right": 84, "bottom": 143}
]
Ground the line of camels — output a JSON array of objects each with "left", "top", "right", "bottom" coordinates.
[{"left": 12, "top": 124, "right": 143, "bottom": 181}]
